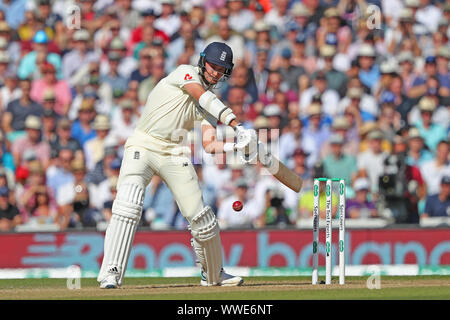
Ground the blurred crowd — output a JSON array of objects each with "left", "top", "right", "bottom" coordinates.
[{"left": 0, "top": 0, "right": 448, "bottom": 232}]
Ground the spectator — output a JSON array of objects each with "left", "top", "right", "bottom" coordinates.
[
  {"left": 102, "top": 176, "right": 118, "bottom": 224},
  {"left": 70, "top": 99, "right": 97, "bottom": 147},
  {"left": 0, "top": 186, "right": 20, "bottom": 231},
  {"left": 357, "top": 44, "right": 380, "bottom": 91},
  {"left": 317, "top": 45, "right": 348, "bottom": 98},
  {"left": 154, "top": 0, "right": 181, "bottom": 38},
  {"left": 18, "top": 29, "right": 62, "bottom": 80},
  {"left": 420, "top": 140, "right": 450, "bottom": 196},
  {"left": 357, "top": 129, "right": 388, "bottom": 197},
  {"left": 299, "top": 70, "right": 339, "bottom": 117},
  {"left": 129, "top": 47, "right": 153, "bottom": 84},
  {"left": 301, "top": 103, "right": 331, "bottom": 168},
  {"left": 405, "top": 127, "right": 434, "bottom": 167},
  {"left": 57, "top": 159, "right": 100, "bottom": 229},
  {"left": 2, "top": 77, "right": 43, "bottom": 142},
  {"left": 138, "top": 54, "right": 167, "bottom": 104},
  {"left": 49, "top": 117, "right": 83, "bottom": 161},
  {"left": 0, "top": 70, "right": 21, "bottom": 111},
  {"left": 410, "top": 96, "right": 447, "bottom": 151},
  {"left": 11, "top": 115, "right": 50, "bottom": 170},
  {"left": 346, "top": 177, "right": 378, "bottom": 219},
  {"left": 30, "top": 62, "right": 71, "bottom": 116},
  {"left": 322, "top": 133, "right": 357, "bottom": 186},
  {"left": 217, "top": 178, "right": 260, "bottom": 229},
  {"left": 46, "top": 147, "right": 75, "bottom": 205},
  {"left": 421, "top": 176, "right": 450, "bottom": 219},
  {"left": 110, "top": 99, "right": 137, "bottom": 146},
  {"left": 83, "top": 114, "right": 114, "bottom": 171},
  {"left": 62, "top": 29, "right": 100, "bottom": 87}
]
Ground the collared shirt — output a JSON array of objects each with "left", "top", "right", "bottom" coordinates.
[{"left": 11, "top": 136, "right": 50, "bottom": 167}]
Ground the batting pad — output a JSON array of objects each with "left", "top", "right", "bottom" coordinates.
[
  {"left": 97, "top": 183, "right": 144, "bottom": 286},
  {"left": 190, "top": 206, "right": 223, "bottom": 285}
]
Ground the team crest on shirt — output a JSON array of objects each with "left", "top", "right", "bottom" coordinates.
[{"left": 184, "top": 74, "right": 193, "bottom": 80}]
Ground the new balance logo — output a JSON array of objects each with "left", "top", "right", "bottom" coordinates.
[
  {"left": 220, "top": 51, "right": 226, "bottom": 61},
  {"left": 184, "top": 73, "right": 193, "bottom": 80}
]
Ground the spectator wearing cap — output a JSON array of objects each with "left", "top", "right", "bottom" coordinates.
[
  {"left": 357, "top": 129, "right": 389, "bottom": 195},
  {"left": 3, "top": 78, "right": 43, "bottom": 142},
  {"left": 17, "top": 30, "right": 62, "bottom": 80},
  {"left": 290, "top": 147, "right": 310, "bottom": 188},
  {"left": 227, "top": 0, "right": 254, "bottom": 34},
  {"left": 345, "top": 87, "right": 377, "bottom": 127},
  {"left": 357, "top": 44, "right": 380, "bottom": 91},
  {"left": 323, "top": 133, "right": 357, "bottom": 186},
  {"left": 11, "top": 115, "right": 50, "bottom": 170},
  {"left": 110, "top": 99, "right": 138, "bottom": 146},
  {"left": 410, "top": 96, "right": 447, "bottom": 151},
  {"left": 85, "top": 144, "right": 119, "bottom": 186},
  {"left": 290, "top": 31, "right": 317, "bottom": 75},
  {"left": 49, "top": 118, "right": 83, "bottom": 161},
  {"left": 385, "top": 8, "right": 422, "bottom": 57},
  {"left": 408, "top": 55, "right": 439, "bottom": 98},
  {"left": 301, "top": 103, "right": 331, "bottom": 168},
  {"left": 263, "top": 103, "right": 286, "bottom": 138},
  {"left": 422, "top": 175, "right": 450, "bottom": 219},
  {"left": 0, "top": 0, "right": 26, "bottom": 30},
  {"left": 315, "top": 44, "right": 348, "bottom": 98},
  {"left": 40, "top": 108, "right": 57, "bottom": 143},
  {"left": 217, "top": 177, "right": 260, "bottom": 229},
  {"left": 397, "top": 51, "right": 417, "bottom": 94},
  {"left": 435, "top": 46, "right": 450, "bottom": 93},
  {"left": 0, "top": 20, "right": 21, "bottom": 66},
  {"left": 18, "top": 160, "right": 55, "bottom": 221},
  {"left": 316, "top": 7, "right": 351, "bottom": 53},
  {"left": 271, "top": 46, "right": 307, "bottom": 94},
  {"left": 30, "top": 62, "right": 71, "bottom": 116},
  {"left": 420, "top": 140, "right": 450, "bottom": 196},
  {"left": 154, "top": 0, "right": 181, "bottom": 38},
  {"left": 373, "top": 59, "right": 400, "bottom": 101},
  {"left": 57, "top": 159, "right": 100, "bottom": 229},
  {"left": 62, "top": 29, "right": 100, "bottom": 86},
  {"left": 321, "top": 116, "right": 359, "bottom": 158},
  {"left": 0, "top": 186, "right": 20, "bottom": 231},
  {"left": 100, "top": 50, "right": 129, "bottom": 100},
  {"left": 83, "top": 114, "right": 114, "bottom": 171},
  {"left": 338, "top": 76, "right": 378, "bottom": 117},
  {"left": 70, "top": 99, "right": 97, "bottom": 147},
  {"left": 405, "top": 127, "right": 433, "bottom": 167},
  {"left": 300, "top": 70, "right": 340, "bottom": 117},
  {"left": 346, "top": 177, "right": 378, "bottom": 219},
  {"left": 377, "top": 98, "right": 402, "bottom": 143},
  {"left": 0, "top": 70, "right": 20, "bottom": 111}
]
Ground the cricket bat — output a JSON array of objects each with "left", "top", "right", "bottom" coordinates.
[{"left": 257, "top": 142, "right": 303, "bottom": 193}]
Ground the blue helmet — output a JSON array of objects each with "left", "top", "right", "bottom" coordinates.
[{"left": 198, "top": 42, "right": 234, "bottom": 80}]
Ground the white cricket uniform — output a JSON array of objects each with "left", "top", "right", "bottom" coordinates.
[{"left": 118, "top": 64, "right": 211, "bottom": 221}]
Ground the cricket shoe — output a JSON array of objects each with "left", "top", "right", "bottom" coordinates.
[
  {"left": 200, "top": 268, "right": 244, "bottom": 287},
  {"left": 99, "top": 269, "right": 120, "bottom": 289}
]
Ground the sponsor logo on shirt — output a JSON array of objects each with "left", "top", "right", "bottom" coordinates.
[{"left": 184, "top": 74, "right": 193, "bottom": 80}]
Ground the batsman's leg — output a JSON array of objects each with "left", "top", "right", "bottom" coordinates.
[
  {"left": 97, "top": 146, "right": 154, "bottom": 288},
  {"left": 159, "top": 156, "right": 243, "bottom": 286}
]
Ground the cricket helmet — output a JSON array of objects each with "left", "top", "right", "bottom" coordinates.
[{"left": 198, "top": 42, "right": 234, "bottom": 80}]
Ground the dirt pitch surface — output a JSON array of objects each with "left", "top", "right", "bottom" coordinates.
[{"left": 0, "top": 276, "right": 449, "bottom": 300}]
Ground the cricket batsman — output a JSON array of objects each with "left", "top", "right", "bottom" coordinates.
[{"left": 97, "top": 42, "right": 257, "bottom": 288}]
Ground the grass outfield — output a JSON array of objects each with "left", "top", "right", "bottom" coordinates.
[{"left": 0, "top": 276, "right": 449, "bottom": 300}]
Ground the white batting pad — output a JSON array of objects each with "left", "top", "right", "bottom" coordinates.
[
  {"left": 190, "top": 206, "right": 223, "bottom": 285},
  {"left": 97, "top": 183, "right": 144, "bottom": 286}
]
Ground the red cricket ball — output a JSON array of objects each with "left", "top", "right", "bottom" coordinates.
[{"left": 233, "top": 200, "right": 243, "bottom": 212}]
